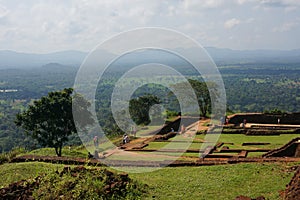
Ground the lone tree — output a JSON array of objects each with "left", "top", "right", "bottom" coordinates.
[
  {"left": 129, "top": 94, "right": 161, "bottom": 125},
  {"left": 171, "top": 79, "right": 215, "bottom": 117},
  {"left": 188, "top": 79, "right": 211, "bottom": 117},
  {"left": 15, "top": 88, "right": 94, "bottom": 156}
]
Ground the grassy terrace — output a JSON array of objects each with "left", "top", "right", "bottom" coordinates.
[
  {"left": 141, "top": 134, "right": 300, "bottom": 158},
  {"left": 26, "top": 146, "right": 88, "bottom": 158},
  {"left": 15, "top": 133, "right": 299, "bottom": 161},
  {"left": 131, "top": 162, "right": 297, "bottom": 200},
  {"left": 196, "top": 134, "right": 299, "bottom": 150},
  {"left": 0, "top": 162, "right": 64, "bottom": 188},
  {"left": 144, "top": 141, "right": 201, "bottom": 150},
  {"left": 1, "top": 132, "right": 300, "bottom": 199},
  {"left": 0, "top": 162, "right": 298, "bottom": 200},
  {"left": 136, "top": 125, "right": 163, "bottom": 136}
]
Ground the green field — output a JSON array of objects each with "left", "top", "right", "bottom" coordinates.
[
  {"left": 0, "top": 162, "right": 64, "bottom": 188},
  {"left": 196, "top": 134, "right": 299, "bottom": 150},
  {"left": 144, "top": 141, "right": 202, "bottom": 150},
  {"left": 131, "top": 163, "right": 297, "bottom": 200},
  {"left": 142, "top": 134, "right": 300, "bottom": 158},
  {"left": 0, "top": 161, "right": 297, "bottom": 200},
  {"left": 27, "top": 146, "right": 88, "bottom": 158}
]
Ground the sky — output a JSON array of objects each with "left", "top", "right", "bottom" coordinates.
[{"left": 0, "top": 0, "right": 300, "bottom": 53}]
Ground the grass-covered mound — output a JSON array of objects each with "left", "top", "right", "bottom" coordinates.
[
  {"left": 0, "top": 147, "right": 26, "bottom": 164},
  {"left": 0, "top": 166, "right": 147, "bottom": 200}
]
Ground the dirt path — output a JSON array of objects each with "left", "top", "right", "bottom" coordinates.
[
  {"left": 197, "top": 118, "right": 211, "bottom": 131},
  {"left": 106, "top": 148, "right": 180, "bottom": 160},
  {"left": 179, "top": 118, "right": 210, "bottom": 140}
]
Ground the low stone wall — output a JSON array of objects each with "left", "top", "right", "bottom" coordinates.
[
  {"left": 157, "top": 116, "right": 200, "bottom": 135},
  {"left": 263, "top": 137, "right": 300, "bottom": 158},
  {"left": 228, "top": 113, "right": 300, "bottom": 125}
]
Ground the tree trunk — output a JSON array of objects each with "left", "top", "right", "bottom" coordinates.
[
  {"left": 58, "top": 146, "right": 62, "bottom": 157},
  {"left": 200, "top": 104, "right": 207, "bottom": 117},
  {"left": 55, "top": 145, "right": 62, "bottom": 157}
]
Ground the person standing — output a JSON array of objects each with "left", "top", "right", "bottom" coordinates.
[
  {"left": 242, "top": 119, "right": 247, "bottom": 128},
  {"left": 123, "top": 134, "right": 129, "bottom": 144},
  {"left": 93, "top": 136, "right": 99, "bottom": 148}
]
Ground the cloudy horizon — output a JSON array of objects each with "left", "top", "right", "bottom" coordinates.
[{"left": 0, "top": 0, "right": 300, "bottom": 53}]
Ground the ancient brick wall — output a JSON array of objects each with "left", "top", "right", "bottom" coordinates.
[{"left": 229, "top": 113, "right": 300, "bottom": 125}]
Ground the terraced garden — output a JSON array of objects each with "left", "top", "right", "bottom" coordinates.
[{"left": 1, "top": 114, "right": 300, "bottom": 199}]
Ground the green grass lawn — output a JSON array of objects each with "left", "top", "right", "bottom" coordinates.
[
  {"left": 130, "top": 162, "right": 297, "bottom": 200},
  {"left": 0, "top": 161, "right": 297, "bottom": 199},
  {"left": 146, "top": 134, "right": 299, "bottom": 152},
  {"left": 24, "top": 146, "right": 89, "bottom": 158},
  {"left": 247, "top": 152, "right": 267, "bottom": 157},
  {"left": 142, "top": 134, "right": 300, "bottom": 158},
  {"left": 136, "top": 125, "right": 163, "bottom": 136},
  {"left": 144, "top": 141, "right": 203, "bottom": 151},
  {"left": 22, "top": 135, "right": 126, "bottom": 158},
  {"left": 0, "top": 162, "right": 64, "bottom": 188},
  {"left": 196, "top": 134, "right": 299, "bottom": 149},
  {"left": 107, "top": 152, "right": 171, "bottom": 162}
]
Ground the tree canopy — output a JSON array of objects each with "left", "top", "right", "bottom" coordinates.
[
  {"left": 129, "top": 94, "right": 161, "bottom": 125},
  {"left": 15, "top": 88, "right": 94, "bottom": 156},
  {"left": 171, "top": 79, "right": 213, "bottom": 117},
  {"left": 188, "top": 79, "right": 212, "bottom": 117}
]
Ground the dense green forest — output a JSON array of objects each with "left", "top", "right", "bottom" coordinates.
[
  {"left": 221, "top": 65, "right": 300, "bottom": 112},
  {"left": 0, "top": 62, "right": 299, "bottom": 152}
]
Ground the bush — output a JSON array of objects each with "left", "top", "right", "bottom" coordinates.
[
  {"left": 165, "top": 110, "right": 179, "bottom": 118},
  {"left": 0, "top": 147, "right": 26, "bottom": 164},
  {"left": 33, "top": 166, "right": 147, "bottom": 200},
  {"left": 264, "top": 108, "right": 286, "bottom": 115},
  {"left": 0, "top": 154, "right": 9, "bottom": 165}
]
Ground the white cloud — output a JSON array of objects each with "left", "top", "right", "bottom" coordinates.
[
  {"left": 245, "top": 18, "right": 255, "bottom": 23},
  {"left": 260, "top": 0, "right": 300, "bottom": 10},
  {"left": 273, "top": 21, "right": 300, "bottom": 32},
  {"left": 0, "top": 0, "right": 299, "bottom": 52},
  {"left": 236, "top": 0, "right": 258, "bottom": 5},
  {"left": 224, "top": 18, "right": 241, "bottom": 29},
  {"left": 183, "top": 0, "right": 224, "bottom": 10},
  {"left": 0, "top": 4, "right": 9, "bottom": 18}
]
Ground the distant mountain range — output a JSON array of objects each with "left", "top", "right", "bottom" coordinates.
[
  {"left": 0, "top": 50, "right": 87, "bottom": 69},
  {"left": 205, "top": 47, "right": 300, "bottom": 64},
  {"left": 0, "top": 47, "right": 300, "bottom": 69}
]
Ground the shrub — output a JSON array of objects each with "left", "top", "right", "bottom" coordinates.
[
  {"left": 264, "top": 108, "right": 286, "bottom": 115},
  {"left": 0, "top": 147, "right": 26, "bottom": 164},
  {"left": 33, "top": 166, "right": 147, "bottom": 200}
]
